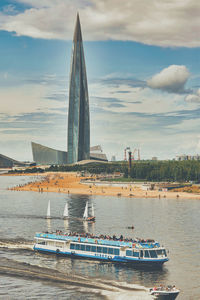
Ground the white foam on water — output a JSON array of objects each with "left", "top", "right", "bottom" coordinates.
[
  {"left": 0, "top": 241, "right": 34, "bottom": 250},
  {"left": 101, "top": 289, "right": 152, "bottom": 300},
  {"left": 86, "top": 279, "right": 152, "bottom": 300}
]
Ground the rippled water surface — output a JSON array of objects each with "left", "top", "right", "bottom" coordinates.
[{"left": 0, "top": 175, "right": 200, "bottom": 299}]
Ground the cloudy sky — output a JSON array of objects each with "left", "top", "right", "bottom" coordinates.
[{"left": 0, "top": 0, "right": 200, "bottom": 161}]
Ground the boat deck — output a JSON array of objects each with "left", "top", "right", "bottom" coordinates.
[{"left": 35, "top": 233, "right": 161, "bottom": 249}]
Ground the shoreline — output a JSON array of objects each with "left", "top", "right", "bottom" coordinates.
[{"left": 5, "top": 172, "right": 200, "bottom": 200}]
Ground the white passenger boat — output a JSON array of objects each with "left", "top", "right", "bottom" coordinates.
[{"left": 34, "top": 232, "right": 169, "bottom": 268}]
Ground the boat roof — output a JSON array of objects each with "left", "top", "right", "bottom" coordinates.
[{"left": 35, "top": 233, "right": 161, "bottom": 249}]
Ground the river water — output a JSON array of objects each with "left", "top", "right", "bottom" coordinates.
[{"left": 0, "top": 175, "right": 199, "bottom": 299}]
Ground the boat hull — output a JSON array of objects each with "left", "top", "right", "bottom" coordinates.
[
  {"left": 34, "top": 247, "right": 166, "bottom": 269},
  {"left": 150, "top": 292, "right": 179, "bottom": 300}
]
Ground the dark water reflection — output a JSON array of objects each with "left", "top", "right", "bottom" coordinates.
[{"left": 0, "top": 175, "right": 200, "bottom": 299}]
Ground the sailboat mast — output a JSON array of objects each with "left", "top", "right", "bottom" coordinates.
[
  {"left": 91, "top": 203, "right": 95, "bottom": 217},
  {"left": 46, "top": 200, "right": 51, "bottom": 219}
]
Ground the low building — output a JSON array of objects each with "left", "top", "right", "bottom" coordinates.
[
  {"left": 31, "top": 142, "right": 108, "bottom": 165},
  {"left": 31, "top": 142, "right": 68, "bottom": 165},
  {"left": 111, "top": 156, "right": 116, "bottom": 161},
  {"left": 0, "top": 154, "right": 31, "bottom": 168},
  {"left": 176, "top": 154, "right": 200, "bottom": 161}
]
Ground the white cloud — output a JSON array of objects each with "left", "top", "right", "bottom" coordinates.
[
  {"left": 0, "top": 0, "right": 200, "bottom": 47},
  {"left": 147, "top": 65, "right": 190, "bottom": 93},
  {"left": 0, "top": 78, "right": 65, "bottom": 116},
  {"left": 90, "top": 80, "right": 185, "bottom": 114},
  {"left": 185, "top": 89, "right": 200, "bottom": 103}
]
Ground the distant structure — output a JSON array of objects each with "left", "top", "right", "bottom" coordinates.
[
  {"left": 152, "top": 157, "right": 158, "bottom": 161},
  {"left": 124, "top": 147, "right": 130, "bottom": 161},
  {"left": 138, "top": 149, "right": 140, "bottom": 160},
  {"left": 32, "top": 142, "right": 107, "bottom": 165},
  {"left": 90, "top": 145, "right": 107, "bottom": 161},
  {"left": 0, "top": 153, "right": 35, "bottom": 168},
  {"left": 128, "top": 150, "right": 132, "bottom": 170},
  {"left": 67, "top": 14, "right": 90, "bottom": 164},
  {"left": 31, "top": 142, "right": 68, "bottom": 165},
  {"left": 111, "top": 155, "right": 116, "bottom": 162},
  {"left": 176, "top": 154, "right": 200, "bottom": 161},
  {"left": 31, "top": 14, "right": 107, "bottom": 165}
]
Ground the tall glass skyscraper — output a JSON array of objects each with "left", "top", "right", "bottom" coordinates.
[{"left": 67, "top": 14, "right": 90, "bottom": 164}]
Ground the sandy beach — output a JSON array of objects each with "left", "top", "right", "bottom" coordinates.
[{"left": 6, "top": 172, "right": 200, "bottom": 200}]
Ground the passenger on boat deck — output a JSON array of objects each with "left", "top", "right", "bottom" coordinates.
[{"left": 52, "top": 231, "right": 155, "bottom": 244}]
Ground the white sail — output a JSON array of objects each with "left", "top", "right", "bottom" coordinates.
[
  {"left": 63, "top": 219, "right": 69, "bottom": 231},
  {"left": 83, "top": 201, "right": 88, "bottom": 218},
  {"left": 91, "top": 203, "right": 95, "bottom": 217},
  {"left": 63, "top": 202, "right": 68, "bottom": 218},
  {"left": 46, "top": 200, "right": 51, "bottom": 219}
]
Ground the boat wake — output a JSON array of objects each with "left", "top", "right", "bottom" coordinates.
[
  {"left": 0, "top": 214, "right": 62, "bottom": 220},
  {"left": 0, "top": 238, "right": 34, "bottom": 251},
  {"left": 0, "top": 257, "right": 152, "bottom": 299}
]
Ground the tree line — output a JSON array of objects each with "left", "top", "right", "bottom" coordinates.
[
  {"left": 129, "top": 160, "right": 200, "bottom": 182},
  {"left": 9, "top": 160, "right": 200, "bottom": 182}
]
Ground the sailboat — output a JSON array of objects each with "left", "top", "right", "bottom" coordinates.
[
  {"left": 63, "top": 202, "right": 69, "bottom": 219},
  {"left": 83, "top": 202, "right": 95, "bottom": 222},
  {"left": 46, "top": 200, "right": 51, "bottom": 219}
]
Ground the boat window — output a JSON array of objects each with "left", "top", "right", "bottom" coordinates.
[
  {"left": 145, "top": 250, "right": 150, "bottom": 258},
  {"left": 75, "top": 244, "right": 80, "bottom": 250},
  {"left": 126, "top": 250, "right": 133, "bottom": 256},
  {"left": 38, "top": 241, "right": 45, "bottom": 245},
  {"left": 140, "top": 250, "right": 143, "bottom": 258},
  {"left": 114, "top": 248, "right": 119, "bottom": 255},
  {"left": 97, "top": 246, "right": 102, "bottom": 253},
  {"left": 80, "top": 244, "right": 85, "bottom": 251},
  {"left": 108, "top": 248, "right": 113, "bottom": 254},
  {"left": 102, "top": 247, "right": 107, "bottom": 254},
  {"left": 70, "top": 243, "right": 75, "bottom": 250},
  {"left": 156, "top": 250, "right": 162, "bottom": 255},
  {"left": 133, "top": 251, "right": 139, "bottom": 257},
  {"left": 86, "top": 245, "right": 90, "bottom": 251},
  {"left": 149, "top": 250, "right": 157, "bottom": 258},
  {"left": 91, "top": 246, "right": 96, "bottom": 252},
  {"left": 56, "top": 242, "right": 63, "bottom": 248}
]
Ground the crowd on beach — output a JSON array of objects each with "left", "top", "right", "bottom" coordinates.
[{"left": 51, "top": 230, "right": 155, "bottom": 243}]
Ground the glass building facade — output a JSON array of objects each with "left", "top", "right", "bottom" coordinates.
[
  {"left": 67, "top": 14, "right": 90, "bottom": 164},
  {"left": 31, "top": 142, "right": 68, "bottom": 165}
]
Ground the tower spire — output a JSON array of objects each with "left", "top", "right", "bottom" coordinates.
[{"left": 73, "top": 13, "right": 82, "bottom": 42}]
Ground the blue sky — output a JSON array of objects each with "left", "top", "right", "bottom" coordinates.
[{"left": 0, "top": 0, "right": 200, "bottom": 161}]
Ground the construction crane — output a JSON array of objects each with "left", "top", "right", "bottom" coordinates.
[
  {"left": 131, "top": 148, "right": 137, "bottom": 160},
  {"left": 138, "top": 149, "right": 140, "bottom": 160},
  {"left": 125, "top": 148, "right": 141, "bottom": 161},
  {"left": 124, "top": 147, "right": 130, "bottom": 161}
]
